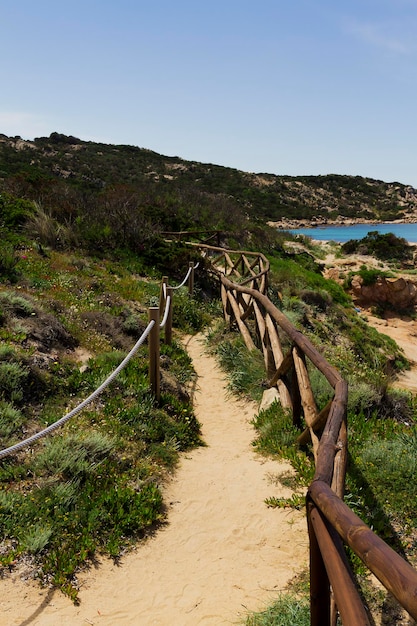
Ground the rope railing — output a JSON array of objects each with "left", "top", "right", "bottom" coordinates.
[
  {"left": 159, "top": 295, "right": 171, "bottom": 329},
  {"left": 0, "top": 262, "right": 198, "bottom": 461},
  {"left": 0, "top": 320, "right": 155, "bottom": 461},
  {"left": 198, "top": 243, "right": 417, "bottom": 625}
]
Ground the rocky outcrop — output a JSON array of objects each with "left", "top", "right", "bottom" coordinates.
[{"left": 351, "top": 275, "right": 417, "bottom": 310}]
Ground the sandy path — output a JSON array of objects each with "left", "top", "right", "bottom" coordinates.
[
  {"left": 0, "top": 335, "right": 308, "bottom": 626},
  {"left": 363, "top": 311, "right": 417, "bottom": 392}
]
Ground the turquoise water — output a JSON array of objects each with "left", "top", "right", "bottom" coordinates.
[{"left": 289, "top": 222, "right": 417, "bottom": 243}]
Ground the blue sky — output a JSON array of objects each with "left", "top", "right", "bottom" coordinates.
[{"left": 1, "top": 0, "right": 416, "bottom": 186}]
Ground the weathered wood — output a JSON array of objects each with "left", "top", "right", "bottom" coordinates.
[
  {"left": 253, "top": 301, "right": 269, "bottom": 371},
  {"left": 309, "top": 503, "right": 371, "bottom": 626},
  {"left": 188, "top": 261, "right": 194, "bottom": 295},
  {"left": 220, "top": 284, "right": 230, "bottom": 324},
  {"left": 331, "top": 417, "right": 348, "bottom": 499},
  {"left": 224, "top": 252, "right": 240, "bottom": 276},
  {"left": 264, "top": 315, "right": 293, "bottom": 409},
  {"left": 148, "top": 307, "right": 160, "bottom": 402},
  {"left": 268, "top": 350, "right": 293, "bottom": 386},
  {"left": 292, "top": 346, "right": 318, "bottom": 427},
  {"left": 165, "top": 286, "right": 173, "bottom": 346},
  {"left": 292, "top": 346, "right": 320, "bottom": 458},
  {"left": 218, "top": 274, "right": 342, "bottom": 388},
  {"left": 226, "top": 291, "right": 256, "bottom": 351},
  {"left": 243, "top": 254, "right": 258, "bottom": 276},
  {"left": 309, "top": 480, "right": 417, "bottom": 621},
  {"left": 297, "top": 398, "right": 333, "bottom": 446},
  {"left": 240, "top": 300, "right": 254, "bottom": 322},
  {"left": 211, "top": 252, "right": 226, "bottom": 267},
  {"left": 159, "top": 276, "right": 168, "bottom": 312},
  {"left": 314, "top": 380, "right": 348, "bottom": 485},
  {"left": 308, "top": 501, "right": 331, "bottom": 626}
]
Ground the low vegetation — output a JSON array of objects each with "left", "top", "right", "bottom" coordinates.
[{"left": 0, "top": 226, "right": 216, "bottom": 600}]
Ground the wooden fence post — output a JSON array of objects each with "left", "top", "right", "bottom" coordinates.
[
  {"left": 148, "top": 307, "right": 160, "bottom": 402},
  {"left": 188, "top": 261, "right": 194, "bottom": 296},
  {"left": 165, "top": 286, "right": 173, "bottom": 346},
  {"left": 308, "top": 499, "right": 331, "bottom": 626}
]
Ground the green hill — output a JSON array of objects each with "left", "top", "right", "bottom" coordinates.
[{"left": 1, "top": 132, "right": 417, "bottom": 229}]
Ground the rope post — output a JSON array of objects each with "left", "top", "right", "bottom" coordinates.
[
  {"left": 188, "top": 261, "right": 194, "bottom": 296},
  {"left": 148, "top": 307, "right": 160, "bottom": 402},
  {"left": 165, "top": 286, "right": 173, "bottom": 346}
]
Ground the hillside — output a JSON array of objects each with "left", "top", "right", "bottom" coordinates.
[{"left": 1, "top": 132, "right": 417, "bottom": 226}]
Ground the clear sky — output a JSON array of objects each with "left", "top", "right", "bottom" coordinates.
[{"left": 1, "top": 1, "right": 416, "bottom": 186}]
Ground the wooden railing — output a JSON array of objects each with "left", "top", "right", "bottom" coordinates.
[{"left": 195, "top": 243, "right": 417, "bottom": 626}]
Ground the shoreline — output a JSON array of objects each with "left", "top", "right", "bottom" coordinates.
[{"left": 268, "top": 217, "right": 417, "bottom": 231}]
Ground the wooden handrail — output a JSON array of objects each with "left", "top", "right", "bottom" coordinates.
[{"left": 195, "top": 243, "right": 417, "bottom": 625}]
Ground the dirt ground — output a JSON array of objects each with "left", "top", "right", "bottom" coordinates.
[
  {"left": 0, "top": 334, "right": 308, "bottom": 626},
  {"left": 321, "top": 244, "right": 417, "bottom": 392}
]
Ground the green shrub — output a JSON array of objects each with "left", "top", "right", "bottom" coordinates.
[
  {"left": 0, "top": 291, "right": 36, "bottom": 316},
  {"left": 0, "top": 193, "right": 34, "bottom": 228},
  {"left": 342, "top": 231, "right": 413, "bottom": 263},
  {"left": 0, "top": 242, "right": 20, "bottom": 282},
  {"left": 0, "top": 361, "right": 29, "bottom": 404},
  {"left": 0, "top": 401, "right": 25, "bottom": 439},
  {"left": 355, "top": 430, "right": 417, "bottom": 520},
  {"left": 34, "top": 432, "right": 116, "bottom": 479}
]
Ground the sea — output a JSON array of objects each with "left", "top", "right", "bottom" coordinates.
[{"left": 288, "top": 222, "right": 417, "bottom": 244}]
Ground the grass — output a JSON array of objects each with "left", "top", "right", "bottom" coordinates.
[
  {"left": 0, "top": 343, "right": 201, "bottom": 601},
  {"left": 242, "top": 593, "right": 310, "bottom": 625},
  {"left": 208, "top": 324, "right": 266, "bottom": 403},
  {"left": 0, "top": 244, "right": 206, "bottom": 601}
]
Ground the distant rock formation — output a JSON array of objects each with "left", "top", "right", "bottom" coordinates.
[{"left": 351, "top": 275, "right": 417, "bottom": 310}]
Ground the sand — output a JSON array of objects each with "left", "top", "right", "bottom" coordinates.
[
  {"left": 362, "top": 310, "right": 417, "bottom": 392},
  {"left": 0, "top": 334, "right": 308, "bottom": 626}
]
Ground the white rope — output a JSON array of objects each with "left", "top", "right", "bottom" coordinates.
[
  {"left": 0, "top": 320, "right": 155, "bottom": 461},
  {"left": 172, "top": 266, "right": 192, "bottom": 290},
  {"left": 160, "top": 295, "right": 171, "bottom": 329}
]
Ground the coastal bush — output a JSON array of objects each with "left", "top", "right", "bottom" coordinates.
[{"left": 342, "top": 231, "right": 413, "bottom": 263}]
